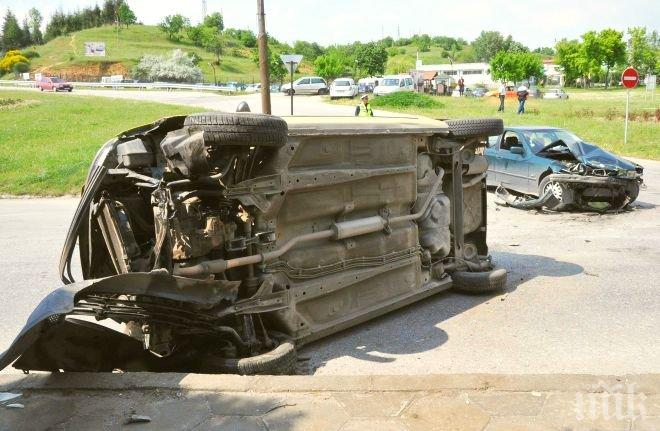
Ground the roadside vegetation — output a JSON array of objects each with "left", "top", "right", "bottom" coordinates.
[
  {"left": 0, "top": 89, "right": 200, "bottom": 195},
  {"left": 331, "top": 88, "right": 658, "bottom": 160},
  {"left": 369, "top": 92, "right": 444, "bottom": 109}
]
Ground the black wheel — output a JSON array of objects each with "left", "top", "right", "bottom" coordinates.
[
  {"left": 445, "top": 118, "right": 503, "bottom": 138},
  {"left": 286, "top": 89, "right": 294, "bottom": 96},
  {"left": 330, "top": 96, "right": 335, "bottom": 100},
  {"left": 40, "top": 87, "right": 43, "bottom": 92},
  {"left": 451, "top": 264, "right": 507, "bottom": 294},
  {"left": 216, "top": 333, "right": 297, "bottom": 375},
  {"left": 625, "top": 181, "right": 640, "bottom": 203},
  {"left": 68, "top": 89, "right": 72, "bottom": 92},
  {"left": 539, "top": 176, "right": 574, "bottom": 211},
  {"left": 183, "top": 112, "right": 288, "bottom": 147}
]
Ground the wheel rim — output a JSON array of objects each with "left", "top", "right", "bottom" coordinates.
[{"left": 543, "top": 181, "right": 563, "bottom": 200}]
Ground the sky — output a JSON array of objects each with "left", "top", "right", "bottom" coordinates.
[{"left": 1, "top": 0, "right": 658, "bottom": 49}]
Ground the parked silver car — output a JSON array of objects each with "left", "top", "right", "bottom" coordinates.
[
  {"left": 281, "top": 76, "right": 328, "bottom": 95},
  {"left": 543, "top": 88, "right": 569, "bottom": 100}
]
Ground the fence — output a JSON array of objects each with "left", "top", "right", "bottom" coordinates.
[{"left": 0, "top": 80, "right": 240, "bottom": 93}]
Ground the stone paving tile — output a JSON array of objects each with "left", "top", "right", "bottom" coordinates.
[
  {"left": 540, "top": 393, "right": 633, "bottom": 431},
  {"left": 339, "top": 417, "right": 409, "bottom": 431},
  {"left": 633, "top": 416, "right": 660, "bottom": 431},
  {"left": 0, "top": 393, "right": 79, "bottom": 431},
  {"left": 483, "top": 415, "right": 561, "bottom": 431},
  {"left": 332, "top": 391, "right": 413, "bottom": 417},
  {"left": 400, "top": 393, "right": 490, "bottom": 431},
  {"left": 261, "top": 394, "right": 350, "bottom": 431},
  {"left": 468, "top": 391, "right": 547, "bottom": 417},
  {"left": 194, "top": 415, "right": 267, "bottom": 431},
  {"left": 205, "top": 391, "right": 287, "bottom": 416}
]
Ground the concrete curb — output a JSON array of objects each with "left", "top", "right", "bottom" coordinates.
[{"left": 2, "top": 373, "right": 659, "bottom": 394}]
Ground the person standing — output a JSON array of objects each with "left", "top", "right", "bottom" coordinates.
[
  {"left": 458, "top": 77, "right": 465, "bottom": 97},
  {"left": 516, "top": 85, "right": 529, "bottom": 114},
  {"left": 355, "top": 94, "right": 374, "bottom": 117},
  {"left": 497, "top": 81, "right": 506, "bottom": 112}
]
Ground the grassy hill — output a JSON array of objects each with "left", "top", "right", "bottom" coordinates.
[{"left": 21, "top": 25, "right": 267, "bottom": 84}]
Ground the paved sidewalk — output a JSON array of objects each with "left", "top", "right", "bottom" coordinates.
[{"left": 1, "top": 373, "right": 658, "bottom": 430}]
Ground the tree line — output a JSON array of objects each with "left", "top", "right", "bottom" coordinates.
[{"left": 0, "top": 1, "right": 137, "bottom": 52}]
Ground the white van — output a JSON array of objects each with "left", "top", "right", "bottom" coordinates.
[{"left": 373, "top": 75, "right": 414, "bottom": 96}]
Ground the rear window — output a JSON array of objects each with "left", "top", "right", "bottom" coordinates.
[
  {"left": 334, "top": 80, "right": 350, "bottom": 86},
  {"left": 51, "top": 78, "right": 64, "bottom": 83}
]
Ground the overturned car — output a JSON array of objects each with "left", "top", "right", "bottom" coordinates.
[
  {"left": 0, "top": 114, "right": 506, "bottom": 374},
  {"left": 485, "top": 127, "right": 643, "bottom": 211}
]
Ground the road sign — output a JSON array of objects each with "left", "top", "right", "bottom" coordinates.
[
  {"left": 280, "top": 54, "right": 303, "bottom": 74},
  {"left": 621, "top": 67, "right": 639, "bottom": 89}
]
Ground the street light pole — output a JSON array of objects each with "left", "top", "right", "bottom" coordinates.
[{"left": 256, "top": 0, "right": 271, "bottom": 114}]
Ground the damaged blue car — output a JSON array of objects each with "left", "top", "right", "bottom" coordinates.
[{"left": 485, "top": 127, "right": 644, "bottom": 211}]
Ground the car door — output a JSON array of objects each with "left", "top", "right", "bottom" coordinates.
[
  {"left": 296, "top": 78, "right": 311, "bottom": 94},
  {"left": 484, "top": 135, "right": 502, "bottom": 185},
  {"left": 497, "top": 131, "right": 530, "bottom": 193}
]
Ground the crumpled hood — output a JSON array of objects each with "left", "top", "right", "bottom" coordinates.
[{"left": 571, "top": 142, "right": 637, "bottom": 172}]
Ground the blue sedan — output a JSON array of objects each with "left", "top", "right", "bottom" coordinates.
[{"left": 484, "top": 127, "right": 644, "bottom": 210}]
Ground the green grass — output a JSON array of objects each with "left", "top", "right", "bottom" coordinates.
[
  {"left": 370, "top": 92, "right": 444, "bottom": 109},
  {"left": 332, "top": 88, "right": 660, "bottom": 159},
  {"left": 18, "top": 25, "right": 264, "bottom": 83},
  {"left": 0, "top": 89, "right": 201, "bottom": 195}
]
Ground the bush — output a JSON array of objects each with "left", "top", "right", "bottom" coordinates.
[
  {"left": 21, "top": 50, "right": 40, "bottom": 59},
  {"left": 0, "top": 50, "right": 29, "bottom": 74},
  {"left": 12, "top": 62, "right": 29, "bottom": 74},
  {"left": 188, "top": 52, "right": 202, "bottom": 65},
  {"left": 370, "top": 92, "right": 444, "bottom": 109},
  {"left": 132, "top": 49, "right": 203, "bottom": 83}
]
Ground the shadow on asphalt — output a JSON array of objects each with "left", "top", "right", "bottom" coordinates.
[{"left": 301, "top": 251, "right": 583, "bottom": 372}]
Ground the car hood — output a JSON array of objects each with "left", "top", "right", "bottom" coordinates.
[{"left": 568, "top": 141, "right": 637, "bottom": 171}]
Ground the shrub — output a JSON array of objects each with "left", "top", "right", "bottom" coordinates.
[
  {"left": 12, "top": 62, "right": 29, "bottom": 74},
  {"left": 132, "top": 49, "right": 203, "bottom": 83},
  {"left": 370, "top": 92, "right": 444, "bottom": 109},
  {"left": 21, "top": 50, "right": 40, "bottom": 59},
  {"left": 0, "top": 50, "right": 29, "bottom": 74},
  {"left": 188, "top": 52, "right": 202, "bottom": 65}
]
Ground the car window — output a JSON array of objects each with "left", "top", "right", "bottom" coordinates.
[
  {"left": 487, "top": 136, "right": 499, "bottom": 148},
  {"left": 382, "top": 78, "right": 400, "bottom": 86},
  {"left": 500, "top": 131, "right": 523, "bottom": 151},
  {"left": 311, "top": 78, "right": 324, "bottom": 84},
  {"left": 333, "top": 80, "right": 350, "bottom": 86},
  {"left": 405, "top": 78, "right": 413, "bottom": 86},
  {"left": 51, "top": 78, "right": 64, "bottom": 83},
  {"left": 298, "top": 78, "right": 310, "bottom": 85}
]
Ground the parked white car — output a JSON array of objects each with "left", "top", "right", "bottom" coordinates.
[
  {"left": 281, "top": 76, "right": 328, "bottom": 95},
  {"left": 373, "top": 75, "right": 414, "bottom": 96},
  {"left": 245, "top": 83, "right": 261, "bottom": 93},
  {"left": 543, "top": 88, "right": 569, "bottom": 99},
  {"left": 329, "top": 78, "right": 358, "bottom": 99}
]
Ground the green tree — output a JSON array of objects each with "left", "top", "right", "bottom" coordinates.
[
  {"left": 203, "top": 12, "right": 224, "bottom": 33},
  {"left": 2, "top": 10, "right": 23, "bottom": 50},
  {"left": 101, "top": 0, "right": 117, "bottom": 24},
  {"left": 490, "top": 50, "right": 542, "bottom": 84},
  {"left": 158, "top": 14, "right": 189, "bottom": 41},
  {"left": 27, "top": 8, "right": 43, "bottom": 45},
  {"left": 627, "top": 27, "right": 658, "bottom": 75},
  {"left": 386, "top": 56, "right": 415, "bottom": 74},
  {"left": 118, "top": 3, "right": 137, "bottom": 28},
  {"left": 355, "top": 42, "right": 388, "bottom": 77},
  {"left": 20, "top": 19, "right": 32, "bottom": 47},
  {"left": 472, "top": 31, "right": 506, "bottom": 61},
  {"left": 314, "top": 52, "right": 346, "bottom": 80},
  {"left": 293, "top": 40, "right": 324, "bottom": 61},
  {"left": 556, "top": 39, "right": 587, "bottom": 85},
  {"left": 201, "top": 27, "right": 223, "bottom": 64},
  {"left": 598, "top": 29, "right": 626, "bottom": 88}
]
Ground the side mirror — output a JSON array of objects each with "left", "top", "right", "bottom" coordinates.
[{"left": 510, "top": 146, "right": 524, "bottom": 155}]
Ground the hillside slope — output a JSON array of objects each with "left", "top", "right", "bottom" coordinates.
[{"left": 26, "top": 25, "right": 263, "bottom": 83}]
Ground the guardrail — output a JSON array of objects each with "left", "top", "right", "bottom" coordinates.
[{"left": 0, "top": 80, "right": 239, "bottom": 93}]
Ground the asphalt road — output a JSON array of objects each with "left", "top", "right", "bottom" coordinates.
[{"left": 0, "top": 159, "right": 658, "bottom": 375}]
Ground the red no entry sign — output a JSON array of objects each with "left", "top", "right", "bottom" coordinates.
[{"left": 621, "top": 67, "right": 639, "bottom": 89}]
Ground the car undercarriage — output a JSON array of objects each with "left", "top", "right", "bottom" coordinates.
[{"left": 0, "top": 113, "right": 506, "bottom": 374}]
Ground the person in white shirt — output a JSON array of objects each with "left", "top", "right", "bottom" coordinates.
[{"left": 497, "top": 81, "right": 506, "bottom": 112}]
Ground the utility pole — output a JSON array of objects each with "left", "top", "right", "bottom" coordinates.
[{"left": 257, "top": 0, "right": 271, "bottom": 114}]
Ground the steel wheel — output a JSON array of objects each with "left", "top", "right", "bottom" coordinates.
[{"left": 543, "top": 180, "right": 564, "bottom": 200}]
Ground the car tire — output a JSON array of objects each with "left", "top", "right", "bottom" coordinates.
[
  {"left": 539, "top": 176, "right": 574, "bottom": 211},
  {"left": 451, "top": 264, "right": 507, "bottom": 294},
  {"left": 625, "top": 181, "right": 640, "bottom": 203},
  {"left": 286, "top": 89, "right": 294, "bottom": 96},
  {"left": 39, "top": 87, "right": 43, "bottom": 92},
  {"left": 68, "top": 89, "right": 72, "bottom": 92},
  {"left": 446, "top": 118, "right": 504, "bottom": 138},
  {"left": 215, "top": 333, "right": 297, "bottom": 375},
  {"left": 183, "top": 112, "right": 288, "bottom": 147}
]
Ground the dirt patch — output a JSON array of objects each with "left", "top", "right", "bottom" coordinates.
[
  {"left": 0, "top": 98, "right": 28, "bottom": 110},
  {"left": 39, "top": 61, "right": 130, "bottom": 80}
]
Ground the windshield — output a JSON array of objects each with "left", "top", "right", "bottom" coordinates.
[
  {"left": 51, "top": 78, "right": 64, "bottom": 83},
  {"left": 522, "top": 129, "right": 582, "bottom": 154},
  {"left": 333, "top": 80, "right": 350, "bottom": 86},
  {"left": 381, "top": 78, "right": 400, "bottom": 86}
]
